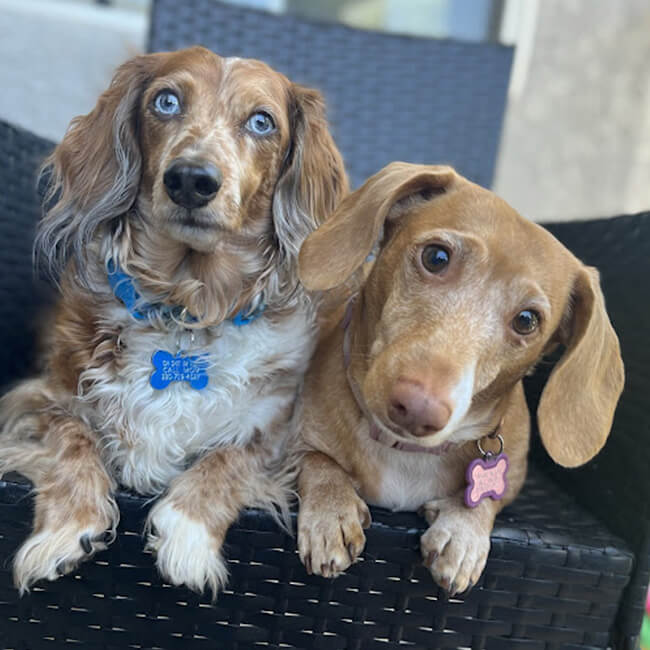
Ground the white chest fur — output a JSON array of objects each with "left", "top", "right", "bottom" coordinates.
[
  {"left": 355, "top": 422, "right": 459, "bottom": 512},
  {"left": 76, "top": 306, "right": 314, "bottom": 495}
]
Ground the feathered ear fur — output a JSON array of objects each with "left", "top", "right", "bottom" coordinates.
[
  {"left": 35, "top": 54, "right": 161, "bottom": 283},
  {"left": 299, "top": 162, "right": 457, "bottom": 291},
  {"left": 537, "top": 267, "right": 624, "bottom": 467},
  {"left": 271, "top": 84, "right": 348, "bottom": 277}
]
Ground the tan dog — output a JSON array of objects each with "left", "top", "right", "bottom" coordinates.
[{"left": 295, "top": 162, "right": 624, "bottom": 595}]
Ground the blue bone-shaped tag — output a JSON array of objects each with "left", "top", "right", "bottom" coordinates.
[{"left": 150, "top": 350, "right": 209, "bottom": 390}]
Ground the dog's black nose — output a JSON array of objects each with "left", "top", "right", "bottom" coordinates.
[{"left": 163, "top": 159, "right": 222, "bottom": 209}]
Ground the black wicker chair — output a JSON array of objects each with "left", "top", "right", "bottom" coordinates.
[
  {"left": 1, "top": 126, "right": 648, "bottom": 649},
  {"left": 0, "top": 4, "right": 648, "bottom": 648},
  {"left": 148, "top": 0, "right": 513, "bottom": 190}
]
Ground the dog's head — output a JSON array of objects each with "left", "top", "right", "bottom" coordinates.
[
  {"left": 299, "top": 162, "right": 624, "bottom": 468},
  {"left": 37, "top": 46, "right": 347, "bottom": 323}
]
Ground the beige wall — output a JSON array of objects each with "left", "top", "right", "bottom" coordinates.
[{"left": 494, "top": 0, "right": 650, "bottom": 221}]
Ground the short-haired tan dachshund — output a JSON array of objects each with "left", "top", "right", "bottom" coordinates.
[{"left": 294, "top": 162, "right": 624, "bottom": 595}]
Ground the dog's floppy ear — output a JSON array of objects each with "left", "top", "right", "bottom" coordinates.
[
  {"left": 538, "top": 267, "right": 624, "bottom": 467},
  {"left": 272, "top": 84, "right": 348, "bottom": 266},
  {"left": 299, "top": 162, "right": 457, "bottom": 291},
  {"left": 36, "top": 53, "right": 161, "bottom": 281}
]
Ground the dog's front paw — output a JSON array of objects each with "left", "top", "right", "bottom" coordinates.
[
  {"left": 13, "top": 510, "right": 117, "bottom": 594},
  {"left": 298, "top": 492, "right": 370, "bottom": 578},
  {"left": 419, "top": 500, "right": 491, "bottom": 596},
  {"left": 146, "top": 499, "right": 228, "bottom": 597}
]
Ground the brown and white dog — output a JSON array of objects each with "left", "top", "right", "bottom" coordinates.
[
  {"left": 0, "top": 46, "right": 347, "bottom": 595},
  {"left": 295, "top": 162, "right": 624, "bottom": 595}
]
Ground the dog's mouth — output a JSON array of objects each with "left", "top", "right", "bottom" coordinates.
[
  {"left": 170, "top": 208, "right": 221, "bottom": 230},
  {"left": 366, "top": 403, "right": 450, "bottom": 449},
  {"left": 369, "top": 415, "right": 454, "bottom": 455},
  {"left": 351, "top": 374, "right": 452, "bottom": 449},
  {"left": 161, "top": 208, "right": 227, "bottom": 252}
]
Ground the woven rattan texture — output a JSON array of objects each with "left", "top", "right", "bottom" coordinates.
[
  {"left": 524, "top": 212, "right": 650, "bottom": 648},
  {"left": 0, "top": 465, "right": 633, "bottom": 650},
  {"left": 147, "top": 0, "right": 513, "bottom": 190},
  {"left": 0, "top": 121, "right": 55, "bottom": 390}
]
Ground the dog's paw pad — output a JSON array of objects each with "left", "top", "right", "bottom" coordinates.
[
  {"left": 13, "top": 520, "right": 117, "bottom": 593},
  {"left": 420, "top": 508, "right": 490, "bottom": 596},
  {"left": 298, "top": 497, "right": 370, "bottom": 578},
  {"left": 147, "top": 500, "right": 228, "bottom": 596}
]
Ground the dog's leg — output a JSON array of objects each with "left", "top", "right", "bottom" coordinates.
[
  {"left": 420, "top": 396, "right": 530, "bottom": 596},
  {"left": 420, "top": 439, "right": 527, "bottom": 596},
  {"left": 419, "top": 493, "right": 497, "bottom": 596},
  {"left": 146, "top": 444, "right": 292, "bottom": 596},
  {"left": 297, "top": 450, "right": 371, "bottom": 578},
  {"left": 0, "top": 382, "right": 118, "bottom": 593}
]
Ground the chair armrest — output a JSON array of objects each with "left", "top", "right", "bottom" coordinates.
[{"left": 527, "top": 212, "right": 650, "bottom": 647}]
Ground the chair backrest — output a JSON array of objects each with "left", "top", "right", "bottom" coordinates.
[
  {"left": 148, "top": 0, "right": 513, "bottom": 189},
  {"left": 0, "top": 120, "right": 55, "bottom": 390},
  {"left": 522, "top": 212, "right": 650, "bottom": 645},
  {"left": 526, "top": 213, "right": 650, "bottom": 521}
]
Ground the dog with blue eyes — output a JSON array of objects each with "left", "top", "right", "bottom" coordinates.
[{"left": 0, "top": 46, "right": 347, "bottom": 595}]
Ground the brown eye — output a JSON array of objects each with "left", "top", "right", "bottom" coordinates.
[
  {"left": 512, "top": 310, "right": 540, "bottom": 335},
  {"left": 421, "top": 244, "right": 450, "bottom": 273}
]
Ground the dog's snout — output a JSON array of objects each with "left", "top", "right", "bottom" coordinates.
[
  {"left": 163, "top": 159, "right": 222, "bottom": 209},
  {"left": 388, "top": 379, "right": 451, "bottom": 436}
]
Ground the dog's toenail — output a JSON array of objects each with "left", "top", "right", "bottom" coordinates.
[
  {"left": 80, "top": 535, "right": 93, "bottom": 554},
  {"left": 425, "top": 551, "right": 438, "bottom": 567}
]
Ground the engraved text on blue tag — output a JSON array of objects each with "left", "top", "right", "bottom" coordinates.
[{"left": 150, "top": 350, "right": 209, "bottom": 390}]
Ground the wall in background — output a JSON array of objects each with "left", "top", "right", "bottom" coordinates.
[
  {"left": 0, "top": 0, "right": 648, "bottom": 222},
  {"left": 0, "top": 0, "right": 146, "bottom": 142},
  {"left": 494, "top": 0, "right": 650, "bottom": 221}
]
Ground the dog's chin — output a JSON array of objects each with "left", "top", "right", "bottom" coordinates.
[{"left": 162, "top": 209, "right": 222, "bottom": 252}]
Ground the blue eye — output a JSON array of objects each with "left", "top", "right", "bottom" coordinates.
[
  {"left": 153, "top": 90, "right": 181, "bottom": 116},
  {"left": 421, "top": 244, "right": 450, "bottom": 273},
  {"left": 246, "top": 111, "right": 276, "bottom": 136}
]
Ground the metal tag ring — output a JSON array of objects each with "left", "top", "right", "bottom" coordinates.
[{"left": 477, "top": 433, "right": 504, "bottom": 458}]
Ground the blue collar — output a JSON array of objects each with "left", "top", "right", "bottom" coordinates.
[{"left": 106, "top": 260, "right": 265, "bottom": 327}]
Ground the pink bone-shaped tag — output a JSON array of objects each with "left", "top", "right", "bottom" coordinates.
[{"left": 464, "top": 454, "right": 509, "bottom": 508}]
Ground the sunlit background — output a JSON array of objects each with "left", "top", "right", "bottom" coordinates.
[{"left": 1, "top": 0, "right": 649, "bottom": 221}]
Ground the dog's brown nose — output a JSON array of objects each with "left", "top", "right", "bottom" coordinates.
[
  {"left": 388, "top": 379, "right": 451, "bottom": 436},
  {"left": 163, "top": 159, "right": 222, "bottom": 209}
]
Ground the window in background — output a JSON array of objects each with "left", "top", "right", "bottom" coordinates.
[{"left": 224, "top": 0, "right": 506, "bottom": 43}]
